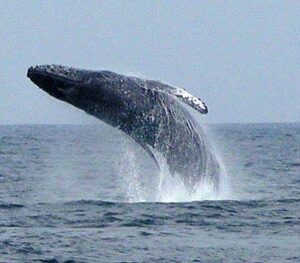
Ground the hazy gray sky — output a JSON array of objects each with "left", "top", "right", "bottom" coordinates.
[{"left": 1, "top": 1, "right": 299, "bottom": 124}]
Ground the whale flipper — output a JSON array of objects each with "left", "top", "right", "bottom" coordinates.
[
  {"left": 133, "top": 138, "right": 160, "bottom": 169},
  {"left": 144, "top": 80, "right": 208, "bottom": 114},
  {"left": 169, "top": 87, "right": 208, "bottom": 114}
]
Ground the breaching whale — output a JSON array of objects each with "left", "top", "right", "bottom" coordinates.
[{"left": 27, "top": 65, "right": 220, "bottom": 189}]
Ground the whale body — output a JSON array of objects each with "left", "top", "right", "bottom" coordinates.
[{"left": 27, "top": 65, "right": 220, "bottom": 189}]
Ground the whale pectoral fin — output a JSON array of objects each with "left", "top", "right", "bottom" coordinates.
[
  {"left": 135, "top": 139, "right": 160, "bottom": 170},
  {"left": 171, "top": 87, "right": 208, "bottom": 114},
  {"left": 141, "top": 143, "right": 160, "bottom": 170}
]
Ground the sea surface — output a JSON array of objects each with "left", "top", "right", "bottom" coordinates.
[{"left": 0, "top": 123, "right": 299, "bottom": 262}]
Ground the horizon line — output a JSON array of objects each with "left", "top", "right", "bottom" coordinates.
[{"left": 0, "top": 121, "right": 299, "bottom": 126}]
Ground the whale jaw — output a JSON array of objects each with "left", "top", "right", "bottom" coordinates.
[{"left": 27, "top": 65, "right": 84, "bottom": 100}]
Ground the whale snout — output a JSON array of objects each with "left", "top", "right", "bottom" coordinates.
[
  {"left": 27, "top": 66, "right": 56, "bottom": 89},
  {"left": 27, "top": 66, "right": 34, "bottom": 78},
  {"left": 27, "top": 65, "right": 82, "bottom": 100},
  {"left": 27, "top": 65, "right": 86, "bottom": 84}
]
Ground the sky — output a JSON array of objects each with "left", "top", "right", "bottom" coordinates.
[{"left": 1, "top": 1, "right": 299, "bottom": 124}]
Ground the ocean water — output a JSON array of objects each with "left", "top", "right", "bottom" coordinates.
[{"left": 0, "top": 123, "right": 299, "bottom": 262}]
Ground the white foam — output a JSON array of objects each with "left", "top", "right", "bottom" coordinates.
[
  {"left": 117, "top": 140, "right": 233, "bottom": 203},
  {"left": 156, "top": 152, "right": 232, "bottom": 202}
]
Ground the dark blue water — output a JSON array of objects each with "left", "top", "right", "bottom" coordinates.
[{"left": 0, "top": 123, "right": 299, "bottom": 262}]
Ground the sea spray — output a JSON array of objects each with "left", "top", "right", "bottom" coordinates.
[
  {"left": 118, "top": 142, "right": 145, "bottom": 202},
  {"left": 117, "top": 132, "right": 231, "bottom": 202}
]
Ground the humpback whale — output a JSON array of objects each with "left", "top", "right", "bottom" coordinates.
[{"left": 27, "top": 65, "right": 220, "bottom": 189}]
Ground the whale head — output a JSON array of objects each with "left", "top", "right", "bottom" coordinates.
[
  {"left": 27, "top": 65, "right": 87, "bottom": 100},
  {"left": 27, "top": 65, "right": 130, "bottom": 126}
]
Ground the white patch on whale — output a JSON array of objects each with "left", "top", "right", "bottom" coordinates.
[{"left": 173, "top": 87, "right": 208, "bottom": 113}]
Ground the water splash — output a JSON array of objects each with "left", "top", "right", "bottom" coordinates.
[
  {"left": 118, "top": 143, "right": 147, "bottom": 202},
  {"left": 118, "top": 136, "right": 232, "bottom": 203},
  {"left": 156, "top": 154, "right": 231, "bottom": 202}
]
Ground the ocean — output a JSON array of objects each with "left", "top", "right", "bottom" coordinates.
[{"left": 0, "top": 123, "right": 299, "bottom": 262}]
